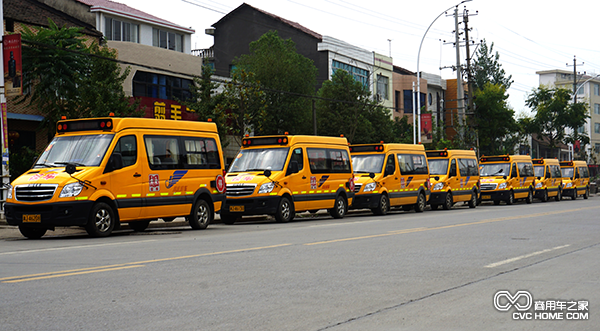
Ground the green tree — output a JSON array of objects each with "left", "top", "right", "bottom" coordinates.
[
  {"left": 524, "top": 86, "right": 589, "bottom": 158},
  {"left": 317, "top": 70, "right": 394, "bottom": 143},
  {"left": 78, "top": 43, "right": 140, "bottom": 118},
  {"left": 473, "top": 83, "right": 519, "bottom": 155},
  {"left": 213, "top": 69, "right": 267, "bottom": 147},
  {"left": 472, "top": 39, "right": 513, "bottom": 90},
  {"left": 18, "top": 19, "right": 139, "bottom": 129},
  {"left": 470, "top": 39, "right": 517, "bottom": 155},
  {"left": 235, "top": 31, "right": 317, "bottom": 135}
]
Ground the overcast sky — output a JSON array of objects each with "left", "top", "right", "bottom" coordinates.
[{"left": 121, "top": 0, "right": 600, "bottom": 116}]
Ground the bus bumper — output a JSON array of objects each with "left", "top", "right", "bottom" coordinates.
[{"left": 4, "top": 201, "right": 95, "bottom": 228}]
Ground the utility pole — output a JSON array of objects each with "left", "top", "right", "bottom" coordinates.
[
  {"left": 454, "top": 7, "right": 464, "bottom": 128},
  {"left": 567, "top": 55, "right": 584, "bottom": 103},
  {"left": 463, "top": 8, "right": 476, "bottom": 115}
]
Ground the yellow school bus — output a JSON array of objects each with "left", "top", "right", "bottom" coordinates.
[
  {"left": 479, "top": 155, "right": 535, "bottom": 205},
  {"left": 221, "top": 135, "right": 354, "bottom": 224},
  {"left": 350, "top": 143, "right": 430, "bottom": 214},
  {"left": 5, "top": 117, "right": 226, "bottom": 238},
  {"left": 560, "top": 160, "right": 590, "bottom": 200},
  {"left": 532, "top": 158, "right": 563, "bottom": 202},
  {"left": 427, "top": 149, "right": 480, "bottom": 210}
]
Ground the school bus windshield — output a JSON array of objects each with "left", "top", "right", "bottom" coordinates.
[
  {"left": 351, "top": 154, "right": 384, "bottom": 173},
  {"left": 480, "top": 163, "right": 510, "bottom": 176},
  {"left": 428, "top": 159, "right": 449, "bottom": 175},
  {"left": 561, "top": 167, "right": 574, "bottom": 178},
  {"left": 34, "top": 134, "right": 114, "bottom": 168},
  {"left": 534, "top": 166, "right": 544, "bottom": 177},
  {"left": 229, "top": 148, "right": 289, "bottom": 172}
]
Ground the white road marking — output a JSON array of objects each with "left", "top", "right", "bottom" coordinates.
[
  {"left": 0, "top": 239, "right": 158, "bottom": 256},
  {"left": 485, "top": 244, "right": 571, "bottom": 268}
]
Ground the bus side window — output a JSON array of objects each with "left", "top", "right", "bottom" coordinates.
[{"left": 385, "top": 154, "right": 395, "bottom": 176}]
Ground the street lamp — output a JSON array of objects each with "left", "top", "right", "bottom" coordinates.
[{"left": 415, "top": 0, "right": 472, "bottom": 144}]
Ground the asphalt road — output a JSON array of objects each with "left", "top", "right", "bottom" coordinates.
[{"left": 1, "top": 196, "right": 599, "bottom": 330}]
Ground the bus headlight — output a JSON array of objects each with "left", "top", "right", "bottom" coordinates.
[
  {"left": 535, "top": 182, "right": 543, "bottom": 189},
  {"left": 565, "top": 182, "right": 572, "bottom": 188},
  {"left": 363, "top": 182, "right": 376, "bottom": 192},
  {"left": 258, "top": 182, "right": 275, "bottom": 194},
  {"left": 59, "top": 182, "right": 84, "bottom": 198},
  {"left": 498, "top": 182, "right": 507, "bottom": 190},
  {"left": 433, "top": 182, "right": 444, "bottom": 191},
  {"left": 6, "top": 184, "right": 12, "bottom": 199}
]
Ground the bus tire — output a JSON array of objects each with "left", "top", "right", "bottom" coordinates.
[
  {"left": 584, "top": 187, "right": 589, "bottom": 199},
  {"left": 442, "top": 192, "right": 453, "bottom": 210},
  {"left": 129, "top": 220, "right": 150, "bottom": 232},
  {"left": 275, "top": 196, "right": 295, "bottom": 223},
  {"left": 414, "top": 193, "right": 426, "bottom": 213},
  {"left": 18, "top": 226, "right": 47, "bottom": 239},
  {"left": 372, "top": 194, "right": 389, "bottom": 215},
  {"left": 329, "top": 195, "right": 347, "bottom": 219},
  {"left": 506, "top": 191, "right": 514, "bottom": 205},
  {"left": 86, "top": 202, "right": 115, "bottom": 237},
  {"left": 468, "top": 191, "right": 477, "bottom": 208},
  {"left": 189, "top": 199, "right": 212, "bottom": 230},
  {"left": 541, "top": 189, "right": 548, "bottom": 202},
  {"left": 525, "top": 189, "right": 533, "bottom": 204},
  {"left": 555, "top": 188, "right": 562, "bottom": 201}
]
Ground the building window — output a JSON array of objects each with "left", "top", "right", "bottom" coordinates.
[
  {"left": 104, "top": 17, "right": 138, "bottom": 43},
  {"left": 595, "top": 83, "right": 600, "bottom": 96},
  {"left": 595, "top": 104, "right": 600, "bottom": 115},
  {"left": 133, "top": 71, "right": 193, "bottom": 101},
  {"left": 395, "top": 91, "right": 400, "bottom": 112},
  {"left": 403, "top": 90, "right": 413, "bottom": 114},
  {"left": 578, "top": 125, "right": 586, "bottom": 134},
  {"left": 576, "top": 84, "right": 585, "bottom": 95},
  {"left": 332, "top": 60, "right": 369, "bottom": 88},
  {"left": 153, "top": 28, "right": 183, "bottom": 52},
  {"left": 376, "top": 75, "right": 389, "bottom": 100},
  {"left": 595, "top": 143, "right": 600, "bottom": 154},
  {"left": 595, "top": 123, "right": 600, "bottom": 134}
]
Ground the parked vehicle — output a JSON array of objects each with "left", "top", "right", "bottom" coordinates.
[
  {"left": 221, "top": 134, "right": 354, "bottom": 224},
  {"left": 350, "top": 143, "right": 430, "bottom": 214},
  {"left": 427, "top": 149, "right": 480, "bottom": 210},
  {"left": 479, "top": 155, "right": 535, "bottom": 205},
  {"left": 532, "top": 158, "right": 563, "bottom": 202},
  {"left": 560, "top": 160, "right": 590, "bottom": 200},
  {"left": 4, "top": 117, "right": 226, "bottom": 238}
]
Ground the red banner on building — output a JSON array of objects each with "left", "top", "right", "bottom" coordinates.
[
  {"left": 3, "top": 34, "right": 22, "bottom": 96},
  {"left": 420, "top": 113, "right": 432, "bottom": 144},
  {"left": 136, "top": 96, "right": 199, "bottom": 121}
]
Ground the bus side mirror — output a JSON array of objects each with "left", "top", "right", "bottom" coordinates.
[
  {"left": 369, "top": 172, "right": 376, "bottom": 179},
  {"left": 575, "top": 173, "right": 580, "bottom": 179},
  {"left": 263, "top": 169, "right": 272, "bottom": 178},
  {"left": 384, "top": 164, "right": 394, "bottom": 177},
  {"left": 449, "top": 166, "right": 457, "bottom": 177},
  {"left": 286, "top": 161, "right": 299, "bottom": 176},
  {"left": 537, "top": 176, "right": 541, "bottom": 180},
  {"left": 105, "top": 153, "right": 123, "bottom": 173}
]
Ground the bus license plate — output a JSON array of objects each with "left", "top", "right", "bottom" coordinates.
[
  {"left": 481, "top": 195, "right": 491, "bottom": 200},
  {"left": 23, "top": 214, "right": 41, "bottom": 223},
  {"left": 229, "top": 205, "right": 244, "bottom": 212}
]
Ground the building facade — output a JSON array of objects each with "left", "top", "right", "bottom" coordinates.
[{"left": 537, "top": 69, "right": 600, "bottom": 163}]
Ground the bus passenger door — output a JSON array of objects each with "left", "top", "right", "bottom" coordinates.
[
  {"left": 286, "top": 148, "right": 307, "bottom": 211},
  {"left": 108, "top": 134, "right": 143, "bottom": 221}
]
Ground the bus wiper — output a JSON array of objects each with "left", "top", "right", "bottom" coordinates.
[
  {"left": 243, "top": 168, "right": 266, "bottom": 172},
  {"left": 63, "top": 163, "right": 97, "bottom": 190},
  {"left": 34, "top": 163, "right": 56, "bottom": 168},
  {"left": 55, "top": 161, "right": 86, "bottom": 166}
]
